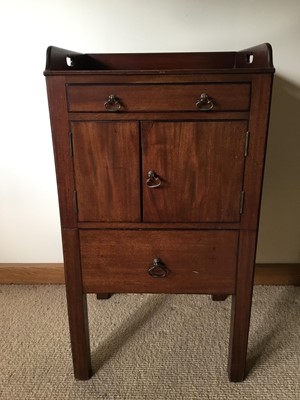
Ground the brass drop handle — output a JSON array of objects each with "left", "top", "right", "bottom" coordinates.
[
  {"left": 196, "top": 93, "right": 214, "bottom": 111},
  {"left": 104, "top": 94, "right": 122, "bottom": 112},
  {"left": 146, "top": 171, "right": 162, "bottom": 188},
  {"left": 148, "top": 258, "right": 169, "bottom": 278}
]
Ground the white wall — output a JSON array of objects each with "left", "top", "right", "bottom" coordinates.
[{"left": 0, "top": 0, "right": 299, "bottom": 263}]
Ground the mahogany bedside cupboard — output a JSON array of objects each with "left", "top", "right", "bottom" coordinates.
[{"left": 44, "top": 43, "right": 274, "bottom": 382}]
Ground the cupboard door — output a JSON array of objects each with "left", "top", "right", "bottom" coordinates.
[
  {"left": 71, "top": 121, "right": 140, "bottom": 222},
  {"left": 142, "top": 121, "right": 247, "bottom": 222}
]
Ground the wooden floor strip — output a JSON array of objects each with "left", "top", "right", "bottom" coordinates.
[
  {"left": 254, "top": 263, "right": 300, "bottom": 286},
  {"left": 0, "top": 264, "right": 64, "bottom": 284}
]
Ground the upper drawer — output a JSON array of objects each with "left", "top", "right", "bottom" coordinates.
[{"left": 66, "top": 83, "right": 251, "bottom": 112}]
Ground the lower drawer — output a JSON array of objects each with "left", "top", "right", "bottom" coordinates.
[{"left": 80, "top": 230, "right": 238, "bottom": 294}]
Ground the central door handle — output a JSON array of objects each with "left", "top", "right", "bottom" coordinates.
[{"left": 146, "top": 171, "right": 162, "bottom": 188}]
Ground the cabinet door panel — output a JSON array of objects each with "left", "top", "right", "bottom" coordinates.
[
  {"left": 71, "top": 121, "right": 140, "bottom": 222},
  {"left": 142, "top": 121, "right": 247, "bottom": 222}
]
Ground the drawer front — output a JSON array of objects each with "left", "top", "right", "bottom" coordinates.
[
  {"left": 67, "top": 83, "right": 250, "bottom": 112},
  {"left": 80, "top": 230, "right": 238, "bottom": 294}
]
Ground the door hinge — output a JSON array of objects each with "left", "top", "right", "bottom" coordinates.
[
  {"left": 244, "top": 131, "right": 250, "bottom": 157},
  {"left": 69, "top": 132, "right": 74, "bottom": 158},
  {"left": 240, "top": 191, "right": 245, "bottom": 214},
  {"left": 74, "top": 190, "right": 78, "bottom": 214}
]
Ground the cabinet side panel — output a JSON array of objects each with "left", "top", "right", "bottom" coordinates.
[
  {"left": 242, "top": 74, "right": 274, "bottom": 229},
  {"left": 45, "top": 76, "right": 76, "bottom": 228}
]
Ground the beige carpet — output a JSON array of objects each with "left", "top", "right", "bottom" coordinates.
[{"left": 0, "top": 285, "right": 299, "bottom": 399}]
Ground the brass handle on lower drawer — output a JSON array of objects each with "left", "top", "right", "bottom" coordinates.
[
  {"left": 148, "top": 258, "right": 169, "bottom": 278},
  {"left": 196, "top": 93, "right": 214, "bottom": 111},
  {"left": 104, "top": 94, "right": 121, "bottom": 112}
]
